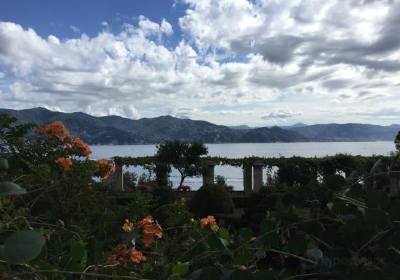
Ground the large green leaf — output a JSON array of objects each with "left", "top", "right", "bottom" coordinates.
[
  {"left": 0, "top": 231, "right": 45, "bottom": 264},
  {"left": 229, "top": 269, "right": 253, "bottom": 280},
  {"left": 0, "top": 182, "right": 27, "bottom": 196},
  {"left": 172, "top": 263, "right": 189, "bottom": 276},
  {"left": 359, "top": 269, "right": 385, "bottom": 280},
  {"left": 0, "top": 158, "right": 8, "bottom": 169},
  {"left": 237, "top": 228, "right": 253, "bottom": 241},
  {"left": 189, "top": 267, "right": 220, "bottom": 280},
  {"left": 69, "top": 239, "right": 86, "bottom": 262},
  {"left": 364, "top": 208, "right": 389, "bottom": 230},
  {"left": 382, "top": 263, "right": 400, "bottom": 280},
  {"left": 366, "top": 191, "right": 390, "bottom": 210},
  {"left": 287, "top": 234, "right": 307, "bottom": 255}
]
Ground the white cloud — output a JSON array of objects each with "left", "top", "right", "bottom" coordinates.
[
  {"left": 0, "top": 0, "right": 400, "bottom": 125},
  {"left": 261, "top": 107, "right": 302, "bottom": 123},
  {"left": 70, "top": 25, "right": 80, "bottom": 33},
  {"left": 0, "top": 71, "right": 4, "bottom": 79}
]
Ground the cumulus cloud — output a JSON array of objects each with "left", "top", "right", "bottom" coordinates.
[{"left": 0, "top": 0, "right": 400, "bottom": 125}]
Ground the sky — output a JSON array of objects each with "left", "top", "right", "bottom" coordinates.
[{"left": 0, "top": 0, "right": 400, "bottom": 126}]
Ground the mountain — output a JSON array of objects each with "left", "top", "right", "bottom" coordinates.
[
  {"left": 228, "top": 125, "right": 254, "bottom": 130},
  {"left": 0, "top": 107, "right": 308, "bottom": 144},
  {"left": 289, "top": 123, "right": 399, "bottom": 141}
]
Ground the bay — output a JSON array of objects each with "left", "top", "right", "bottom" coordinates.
[{"left": 91, "top": 142, "right": 395, "bottom": 190}]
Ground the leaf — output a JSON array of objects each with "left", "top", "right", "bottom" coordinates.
[
  {"left": 229, "top": 269, "right": 253, "bottom": 280},
  {"left": 172, "top": 263, "right": 189, "bottom": 276},
  {"left": 331, "top": 202, "right": 347, "bottom": 215},
  {"left": 234, "top": 254, "right": 254, "bottom": 266},
  {"left": 0, "top": 158, "right": 8, "bottom": 169},
  {"left": 0, "top": 182, "right": 27, "bottom": 196},
  {"left": 287, "top": 234, "right": 307, "bottom": 255},
  {"left": 256, "top": 232, "right": 280, "bottom": 248},
  {"left": 389, "top": 202, "right": 400, "bottom": 222},
  {"left": 69, "top": 239, "right": 86, "bottom": 262},
  {"left": 189, "top": 267, "right": 220, "bottom": 280},
  {"left": 324, "top": 175, "right": 346, "bottom": 191},
  {"left": 366, "top": 191, "right": 390, "bottom": 210},
  {"left": 254, "top": 270, "right": 275, "bottom": 280},
  {"left": 237, "top": 228, "right": 253, "bottom": 241},
  {"left": 260, "top": 219, "right": 274, "bottom": 234},
  {"left": 359, "top": 269, "right": 385, "bottom": 280},
  {"left": 0, "top": 231, "right": 45, "bottom": 264},
  {"left": 382, "top": 263, "right": 400, "bottom": 280},
  {"left": 364, "top": 208, "right": 389, "bottom": 230},
  {"left": 219, "top": 227, "right": 229, "bottom": 239}
]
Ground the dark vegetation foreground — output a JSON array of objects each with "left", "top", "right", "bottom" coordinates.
[{"left": 1, "top": 113, "right": 400, "bottom": 280}]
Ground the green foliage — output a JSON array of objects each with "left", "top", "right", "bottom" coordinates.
[
  {"left": 0, "top": 230, "right": 46, "bottom": 264},
  {"left": 215, "top": 175, "right": 227, "bottom": 186},
  {"left": 151, "top": 185, "right": 176, "bottom": 207},
  {"left": 190, "top": 184, "right": 234, "bottom": 217},
  {"left": 155, "top": 140, "right": 208, "bottom": 187},
  {"left": 153, "top": 203, "right": 193, "bottom": 229},
  {"left": 2, "top": 113, "right": 400, "bottom": 280}
]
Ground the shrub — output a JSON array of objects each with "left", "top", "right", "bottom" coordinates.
[
  {"left": 151, "top": 185, "right": 176, "bottom": 207},
  {"left": 215, "top": 175, "right": 226, "bottom": 186},
  {"left": 190, "top": 184, "right": 234, "bottom": 217},
  {"left": 153, "top": 203, "right": 193, "bottom": 228},
  {"left": 258, "top": 186, "right": 276, "bottom": 195}
]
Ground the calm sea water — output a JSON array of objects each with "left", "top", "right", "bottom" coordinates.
[{"left": 91, "top": 142, "right": 395, "bottom": 190}]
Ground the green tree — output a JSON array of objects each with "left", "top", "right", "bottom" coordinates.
[{"left": 155, "top": 140, "right": 208, "bottom": 188}]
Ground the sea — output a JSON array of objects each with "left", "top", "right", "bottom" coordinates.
[{"left": 91, "top": 142, "right": 395, "bottom": 190}]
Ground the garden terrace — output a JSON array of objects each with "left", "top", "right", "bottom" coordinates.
[{"left": 113, "top": 153, "right": 400, "bottom": 196}]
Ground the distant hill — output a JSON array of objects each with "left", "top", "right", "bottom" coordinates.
[
  {"left": 0, "top": 108, "right": 308, "bottom": 144},
  {"left": 228, "top": 125, "right": 254, "bottom": 130},
  {"left": 289, "top": 123, "right": 399, "bottom": 141}
]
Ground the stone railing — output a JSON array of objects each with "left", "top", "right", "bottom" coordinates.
[{"left": 113, "top": 154, "right": 400, "bottom": 196}]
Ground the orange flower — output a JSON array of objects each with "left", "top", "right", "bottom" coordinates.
[
  {"left": 200, "top": 216, "right": 219, "bottom": 232},
  {"left": 141, "top": 234, "right": 155, "bottom": 245},
  {"left": 57, "top": 157, "right": 72, "bottom": 171},
  {"left": 207, "top": 216, "right": 216, "bottom": 223},
  {"left": 138, "top": 216, "right": 154, "bottom": 228},
  {"left": 65, "top": 137, "right": 92, "bottom": 158},
  {"left": 122, "top": 219, "right": 134, "bottom": 232},
  {"left": 116, "top": 244, "right": 129, "bottom": 256},
  {"left": 106, "top": 254, "right": 117, "bottom": 264},
  {"left": 130, "top": 248, "right": 146, "bottom": 263},
  {"left": 200, "top": 218, "right": 209, "bottom": 228},
  {"left": 35, "top": 121, "right": 68, "bottom": 140},
  {"left": 96, "top": 159, "right": 115, "bottom": 180},
  {"left": 137, "top": 216, "right": 162, "bottom": 246}
]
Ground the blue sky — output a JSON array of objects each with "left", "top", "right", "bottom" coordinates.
[{"left": 1, "top": 0, "right": 400, "bottom": 126}]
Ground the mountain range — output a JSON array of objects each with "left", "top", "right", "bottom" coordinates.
[{"left": 0, "top": 107, "right": 398, "bottom": 144}]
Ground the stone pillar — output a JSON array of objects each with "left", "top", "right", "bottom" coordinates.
[
  {"left": 253, "top": 162, "right": 264, "bottom": 192},
  {"left": 390, "top": 173, "right": 399, "bottom": 196},
  {"left": 115, "top": 162, "right": 124, "bottom": 192},
  {"left": 202, "top": 161, "right": 216, "bottom": 186},
  {"left": 243, "top": 164, "right": 253, "bottom": 196},
  {"left": 155, "top": 164, "right": 169, "bottom": 186}
]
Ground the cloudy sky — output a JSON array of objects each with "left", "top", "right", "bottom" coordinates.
[{"left": 1, "top": 0, "right": 400, "bottom": 126}]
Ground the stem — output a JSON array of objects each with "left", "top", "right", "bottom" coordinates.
[
  {"left": 7, "top": 270, "right": 150, "bottom": 280},
  {"left": 248, "top": 248, "right": 317, "bottom": 265},
  {"left": 284, "top": 272, "right": 341, "bottom": 280}
]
